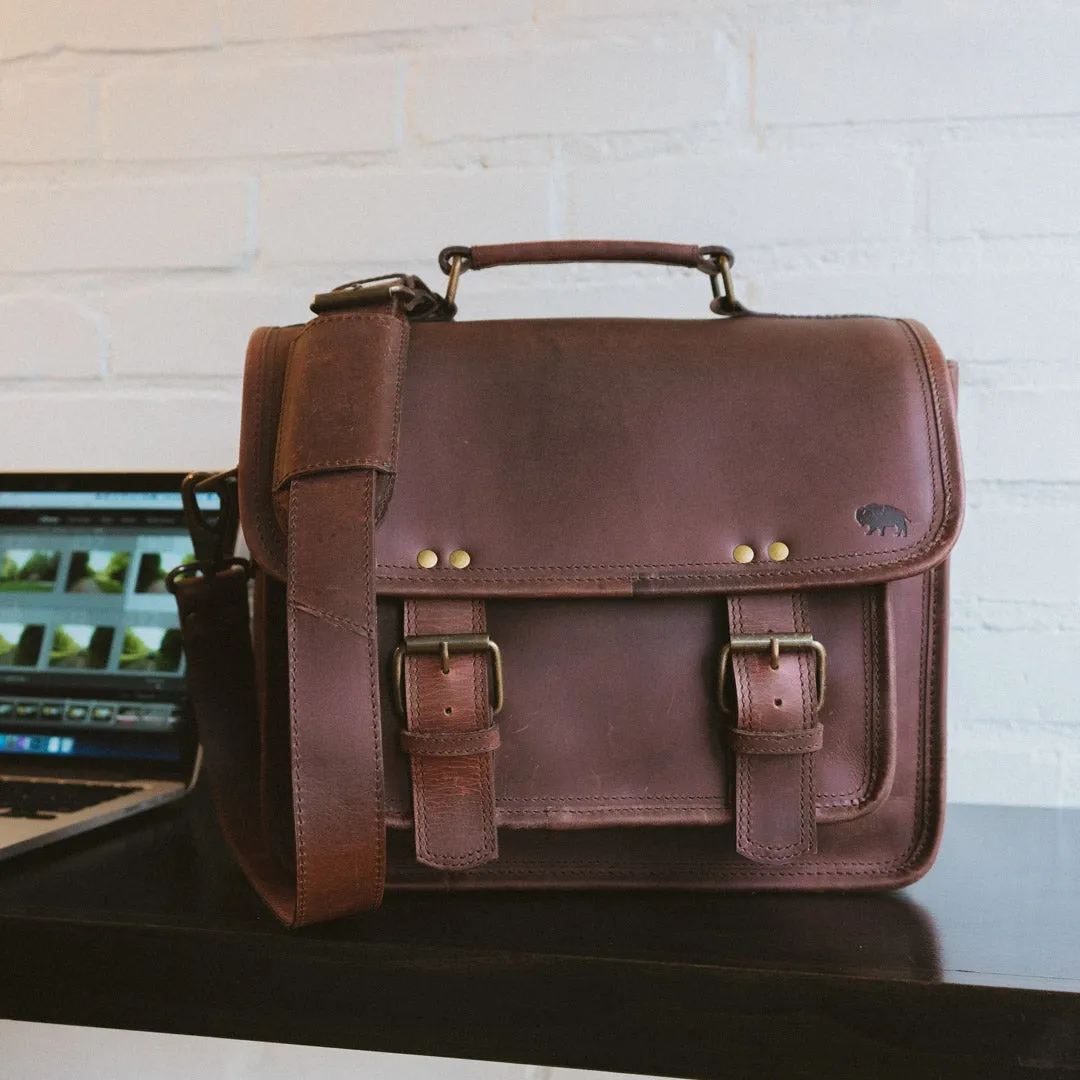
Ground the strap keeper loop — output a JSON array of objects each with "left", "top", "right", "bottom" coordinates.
[
  {"left": 729, "top": 724, "right": 824, "bottom": 756},
  {"left": 399, "top": 726, "right": 501, "bottom": 758}
]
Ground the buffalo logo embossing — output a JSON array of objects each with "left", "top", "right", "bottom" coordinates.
[{"left": 855, "top": 503, "right": 909, "bottom": 538}]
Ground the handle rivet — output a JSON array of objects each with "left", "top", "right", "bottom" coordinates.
[
  {"left": 732, "top": 544, "right": 755, "bottom": 564},
  {"left": 449, "top": 549, "right": 471, "bottom": 570},
  {"left": 417, "top": 549, "right": 438, "bottom": 569},
  {"left": 767, "top": 541, "right": 790, "bottom": 562}
]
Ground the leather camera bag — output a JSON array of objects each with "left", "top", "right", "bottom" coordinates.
[{"left": 172, "top": 240, "right": 964, "bottom": 928}]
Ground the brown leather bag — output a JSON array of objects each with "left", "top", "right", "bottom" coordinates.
[{"left": 171, "top": 241, "right": 964, "bottom": 927}]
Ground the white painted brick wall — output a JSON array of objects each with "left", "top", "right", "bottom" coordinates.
[
  {"left": 0, "top": 0, "right": 1075, "bottom": 795},
  {"left": 0, "top": 295, "right": 102, "bottom": 378},
  {"left": 0, "top": 0, "right": 220, "bottom": 58},
  {"left": 103, "top": 285, "right": 295, "bottom": 377},
  {"left": 260, "top": 167, "right": 553, "bottom": 264},
  {"left": 928, "top": 139, "right": 1080, "bottom": 240},
  {"left": 0, "top": 74, "right": 95, "bottom": 162},
  {"left": 0, "top": 2, "right": 1076, "bottom": 1075},
  {"left": 755, "top": 7, "right": 1080, "bottom": 125},
  {"left": 566, "top": 146, "right": 917, "bottom": 245},
  {"left": 0, "top": 179, "right": 250, "bottom": 271},
  {"left": 410, "top": 35, "right": 735, "bottom": 140},
  {"left": 103, "top": 57, "right": 404, "bottom": 159},
  {"left": 224, "top": 0, "right": 534, "bottom": 40},
  {"left": 0, "top": 0, "right": 1073, "bottom": 815}
]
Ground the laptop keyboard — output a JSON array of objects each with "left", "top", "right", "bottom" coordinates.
[{"left": 0, "top": 779, "right": 139, "bottom": 821}]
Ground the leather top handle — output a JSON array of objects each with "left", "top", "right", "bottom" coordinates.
[
  {"left": 438, "top": 240, "right": 732, "bottom": 275},
  {"left": 438, "top": 241, "right": 741, "bottom": 316}
]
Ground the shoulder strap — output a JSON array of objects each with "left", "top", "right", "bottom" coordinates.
[{"left": 173, "top": 309, "right": 409, "bottom": 926}]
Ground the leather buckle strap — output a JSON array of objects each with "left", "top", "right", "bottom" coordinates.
[
  {"left": 398, "top": 600, "right": 500, "bottom": 871},
  {"left": 725, "top": 594, "right": 822, "bottom": 865}
]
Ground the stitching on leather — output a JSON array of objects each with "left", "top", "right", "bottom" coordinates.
[
  {"left": 402, "top": 729, "right": 499, "bottom": 752},
  {"left": 271, "top": 312, "right": 405, "bottom": 489},
  {"left": 392, "top": 571, "right": 943, "bottom": 882},
  {"left": 795, "top": 593, "right": 814, "bottom": 853},
  {"left": 915, "top": 574, "right": 930, "bottom": 846},
  {"left": 820, "top": 591, "right": 874, "bottom": 802},
  {"left": 249, "top": 328, "right": 289, "bottom": 577},
  {"left": 498, "top": 793, "right": 726, "bottom": 803},
  {"left": 374, "top": 475, "right": 394, "bottom": 523},
  {"left": 286, "top": 482, "right": 306, "bottom": 924},
  {"left": 748, "top": 598, "right": 811, "bottom": 856},
  {"left": 399, "top": 591, "right": 878, "bottom": 818},
  {"left": 377, "top": 551, "right": 939, "bottom": 579},
  {"left": 275, "top": 459, "right": 393, "bottom": 491},
  {"left": 390, "top": 585, "right": 941, "bottom": 878},
  {"left": 730, "top": 730, "right": 822, "bottom": 753},
  {"left": 288, "top": 600, "right": 373, "bottom": 639},
  {"left": 861, "top": 589, "right": 875, "bottom": 799},
  {"left": 495, "top": 803, "right": 727, "bottom": 812},
  {"left": 271, "top": 330, "right": 295, "bottom": 504},
  {"left": 389, "top": 315, "right": 408, "bottom": 475},
  {"left": 271, "top": 322, "right": 943, "bottom": 884},
  {"left": 362, "top": 475, "right": 386, "bottom": 904},
  {"left": 732, "top": 596, "right": 750, "bottom": 854},
  {"left": 474, "top": 599, "right": 497, "bottom": 859},
  {"left": 899, "top": 317, "right": 941, "bottom": 539},
  {"left": 405, "top": 600, "right": 429, "bottom": 862},
  {"left": 375, "top": 319, "right": 955, "bottom": 582},
  {"left": 256, "top": 317, "right": 957, "bottom": 587},
  {"left": 902, "top": 319, "right": 950, "bottom": 530},
  {"left": 370, "top": 319, "right": 406, "bottom": 531},
  {"left": 259, "top": 313, "right": 404, "bottom": 574},
  {"left": 380, "top": 545, "right": 928, "bottom": 569},
  {"left": 407, "top": 599, "right": 496, "bottom": 868},
  {"left": 908, "top": 570, "right": 936, "bottom": 872},
  {"left": 734, "top": 594, "right": 818, "bottom": 858},
  {"left": 405, "top": 731, "right": 492, "bottom": 747},
  {"left": 389, "top": 862, "right": 914, "bottom": 880}
]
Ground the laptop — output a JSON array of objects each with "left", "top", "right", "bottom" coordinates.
[{"left": 0, "top": 473, "right": 220, "bottom": 858}]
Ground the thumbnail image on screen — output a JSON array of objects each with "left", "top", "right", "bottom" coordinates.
[
  {"left": 48, "top": 625, "right": 115, "bottom": 670},
  {"left": 119, "top": 626, "right": 183, "bottom": 673},
  {"left": 0, "top": 623, "right": 45, "bottom": 667},
  {"left": 0, "top": 549, "right": 60, "bottom": 592},
  {"left": 135, "top": 551, "right": 194, "bottom": 595},
  {"left": 65, "top": 551, "right": 131, "bottom": 594}
]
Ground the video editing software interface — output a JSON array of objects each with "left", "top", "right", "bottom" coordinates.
[{"left": 0, "top": 484, "right": 217, "bottom": 764}]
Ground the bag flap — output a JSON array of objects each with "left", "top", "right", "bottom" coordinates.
[{"left": 242, "top": 314, "right": 963, "bottom": 595}]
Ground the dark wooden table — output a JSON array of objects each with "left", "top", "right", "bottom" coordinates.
[{"left": 0, "top": 788, "right": 1077, "bottom": 1079}]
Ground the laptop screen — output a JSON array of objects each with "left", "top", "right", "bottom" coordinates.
[{"left": 0, "top": 475, "right": 214, "bottom": 771}]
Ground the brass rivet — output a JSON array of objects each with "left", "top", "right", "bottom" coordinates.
[
  {"left": 449, "top": 549, "right": 471, "bottom": 570},
  {"left": 417, "top": 549, "right": 438, "bottom": 569},
  {"left": 767, "top": 541, "right": 790, "bottom": 562},
  {"left": 732, "top": 544, "right": 755, "bottom": 564}
]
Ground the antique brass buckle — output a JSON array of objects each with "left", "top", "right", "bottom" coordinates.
[
  {"left": 718, "top": 633, "right": 827, "bottom": 714},
  {"left": 699, "top": 245, "right": 740, "bottom": 314},
  {"left": 310, "top": 274, "right": 454, "bottom": 319},
  {"left": 390, "top": 634, "right": 504, "bottom": 717}
]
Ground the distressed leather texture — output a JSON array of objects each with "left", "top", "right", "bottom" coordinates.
[
  {"left": 179, "top": 244, "right": 963, "bottom": 926},
  {"left": 401, "top": 598, "right": 499, "bottom": 870}
]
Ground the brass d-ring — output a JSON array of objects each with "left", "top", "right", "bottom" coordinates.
[{"left": 445, "top": 255, "right": 465, "bottom": 306}]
